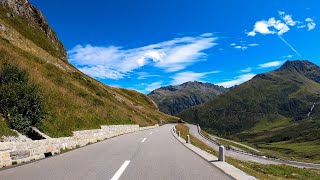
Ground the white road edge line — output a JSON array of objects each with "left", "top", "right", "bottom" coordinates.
[
  {"left": 111, "top": 160, "right": 130, "bottom": 180},
  {"left": 141, "top": 138, "right": 147, "bottom": 142},
  {"left": 150, "top": 132, "right": 153, "bottom": 135}
]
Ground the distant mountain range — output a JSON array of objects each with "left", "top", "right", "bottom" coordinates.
[{"left": 148, "top": 81, "right": 227, "bottom": 115}]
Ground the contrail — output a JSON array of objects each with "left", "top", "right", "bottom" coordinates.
[{"left": 278, "top": 35, "right": 302, "bottom": 57}]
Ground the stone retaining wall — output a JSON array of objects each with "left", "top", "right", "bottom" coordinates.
[{"left": 0, "top": 124, "right": 158, "bottom": 168}]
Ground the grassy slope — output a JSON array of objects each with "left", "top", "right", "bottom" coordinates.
[
  {"left": 176, "top": 124, "right": 320, "bottom": 180},
  {"left": 0, "top": 8, "right": 178, "bottom": 137},
  {"left": 0, "top": 116, "right": 16, "bottom": 137}
]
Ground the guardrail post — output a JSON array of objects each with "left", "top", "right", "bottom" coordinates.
[
  {"left": 218, "top": 145, "right": 225, "bottom": 162},
  {"left": 178, "top": 131, "right": 181, "bottom": 137},
  {"left": 186, "top": 135, "right": 190, "bottom": 144},
  {"left": 197, "top": 125, "right": 201, "bottom": 132}
]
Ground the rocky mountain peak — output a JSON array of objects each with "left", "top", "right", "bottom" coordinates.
[
  {"left": 0, "top": 0, "right": 66, "bottom": 60},
  {"left": 278, "top": 60, "right": 319, "bottom": 73}
]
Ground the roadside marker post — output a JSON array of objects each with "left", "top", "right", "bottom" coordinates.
[
  {"left": 178, "top": 131, "right": 181, "bottom": 137},
  {"left": 219, "top": 145, "right": 225, "bottom": 162},
  {"left": 186, "top": 135, "right": 190, "bottom": 144}
]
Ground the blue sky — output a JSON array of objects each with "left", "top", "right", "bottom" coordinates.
[{"left": 30, "top": 0, "right": 320, "bottom": 93}]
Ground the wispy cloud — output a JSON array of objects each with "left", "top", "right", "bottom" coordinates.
[
  {"left": 68, "top": 33, "right": 217, "bottom": 80},
  {"left": 145, "top": 81, "right": 163, "bottom": 92},
  {"left": 240, "top": 67, "right": 252, "bottom": 73},
  {"left": 217, "top": 73, "right": 256, "bottom": 88},
  {"left": 171, "top": 71, "right": 220, "bottom": 85},
  {"left": 136, "top": 72, "right": 160, "bottom": 80},
  {"left": 248, "top": 43, "right": 259, "bottom": 47},
  {"left": 306, "top": 18, "right": 316, "bottom": 31},
  {"left": 230, "top": 42, "right": 258, "bottom": 50},
  {"left": 247, "top": 11, "right": 316, "bottom": 57},
  {"left": 258, "top": 60, "right": 285, "bottom": 68},
  {"left": 234, "top": 45, "right": 247, "bottom": 50},
  {"left": 283, "top": 54, "right": 293, "bottom": 59}
]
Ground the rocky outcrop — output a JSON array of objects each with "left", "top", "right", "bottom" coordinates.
[
  {"left": 0, "top": 0, "right": 66, "bottom": 60},
  {"left": 148, "top": 81, "right": 227, "bottom": 115}
]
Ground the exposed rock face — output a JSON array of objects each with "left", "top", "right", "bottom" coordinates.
[
  {"left": 277, "top": 60, "right": 320, "bottom": 83},
  {"left": 0, "top": 0, "right": 66, "bottom": 60},
  {"left": 148, "top": 81, "right": 227, "bottom": 115}
]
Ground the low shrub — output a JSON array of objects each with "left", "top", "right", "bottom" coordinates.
[{"left": 0, "top": 64, "right": 46, "bottom": 134}]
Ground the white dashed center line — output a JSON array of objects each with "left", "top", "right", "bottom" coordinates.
[
  {"left": 111, "top": 160, "right": 130, "bottom": 180},
  {"left": 150, "top": 132, "right": 153, "bottom": 135},
  {"left": 141, "top": 138, "right": 147, "bottom": 142}
]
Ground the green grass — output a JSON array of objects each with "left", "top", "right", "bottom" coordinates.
[
  {"left": 0, "top": 117, "right": 17, "bottom": 137},
  {"left": 258, "top": 140, "right": 320, "bottom": 164},
  {"left": 175, "top": 124, "right": 320, "bottom": 180},
  {"left": 250, "top": 116, "right": 291, "bottom": 132},
  {"left": 176, "top": 124, "right": 218, "bottom": 156}
]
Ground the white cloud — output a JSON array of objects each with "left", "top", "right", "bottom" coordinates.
[
  {"left": 248, "top": 12, "right": 316, "bottom": 36},
  {"left": 217, "top": 73, "right": 256, "bottom": 88},
  {"left": 283, "top": 54, "right": 293, "bottom": 59},
  {"left": 283, "top": 15, "right": 297, "bottom": 26},
  {"left": 247, "top": 12, "right": 301, "bottom": 36},
  {"left": 171, "top": 71, "right": 220, "bottom": 85},
  {"left": 234, "top": 45, "right": 247, "bottom": 50},
  {"left": 68, "top": 34, "right": 217, "bottom": 80},
  {"left": 258, "top": 60, "right": 285, "bottom": 68},
  {"left": 136, "top": 72, "right": 159, "bottom": 80},
  {"left": 248, "top": 43, "right": 259, "bottom": 47},
  {"left": 240, "top": 67, "right": 252, "bottom": 73},
  {"left": 306, "top": 18, "right": 316, "bottom": 31},
  {"left": 247, "top": 17, "right": 291, "bottom": 36},
  {"left": 231, "top": 42, "right": 258, "bottom": 50},
  {"left": 145, "top": 81, "right": 163, "bottom": 92},
  {"left": 297, "top": 25, "right": 307, "bottom": 29},
  {"left": 247, "top": 12, "right": 315, "bottom": 57}
]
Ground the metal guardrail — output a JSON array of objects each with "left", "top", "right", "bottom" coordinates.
[{"left": 196, "top": 125, "right": 278, "bottom": 159}]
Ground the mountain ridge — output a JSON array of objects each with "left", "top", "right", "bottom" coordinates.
[
  {"left": 148, "top": 81, "right": 227, "bottom": 115},
  {"left": 0, "top": 0, "right": 66, "bottom": 60}
]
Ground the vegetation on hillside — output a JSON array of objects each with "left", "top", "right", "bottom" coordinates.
[{"left": 0, "top": 64, "right": 46, "bottom": 134}]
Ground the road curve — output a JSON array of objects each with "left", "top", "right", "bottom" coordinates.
[
  {"left": 187, "top": 124, "right": 320, "bottom": 169},
  {"left": 0, "top": 124, "right": 231, "bottom": 180}
]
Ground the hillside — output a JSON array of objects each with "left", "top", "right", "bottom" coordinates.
[
  {"left": 0, "top": 0, "right": 178, "bottom": 138},
  {"left": 148, "top": 81, "right": 226, "bottom": 115},
  {"left": 178, "top": 60, "right": 320, "bottom": 162}
]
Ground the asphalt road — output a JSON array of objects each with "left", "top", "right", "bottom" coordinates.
[
  {"left": 0, "top": 124, "right": 231, "bottom": 180},
  {"left": 187, "top": 124, "right": 320, "bottom": 169}
]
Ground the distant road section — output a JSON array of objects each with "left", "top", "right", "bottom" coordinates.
[
  {"left": 187, "top": 124, "right": 320, "bottom": 169},
  {"left": 0, "top": 125, "right": 231, "bottom": 180}
]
